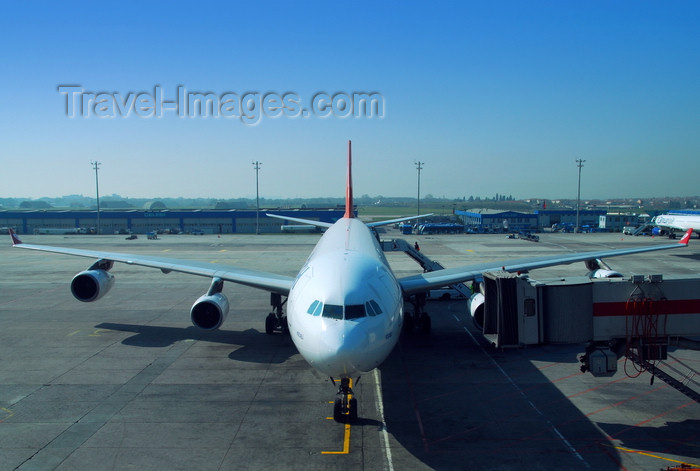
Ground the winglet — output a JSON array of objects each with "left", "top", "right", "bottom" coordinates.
[
  {"left": 679, "top": 228, "right": 693, "bottom": 245},
  {"left": 8, "top": 228, "right": 22, "bottom": 245},
  {"left": 343, "top": 140, "right": 354, "bottom": 219}
]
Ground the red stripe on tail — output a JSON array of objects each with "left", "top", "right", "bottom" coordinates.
[
  {"left": 344, "top": 140, "right": 354, "bottom": 219},
  {"left": 679, "top": 228, "right": 693, "bottom": 245}
]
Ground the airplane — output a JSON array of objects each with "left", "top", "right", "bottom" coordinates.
[
  {"left": 651, "top": 212, "right": 700, "bottom": 238},
  {"left": 8, "top": 141, "right": 694, "bottom": 422}
]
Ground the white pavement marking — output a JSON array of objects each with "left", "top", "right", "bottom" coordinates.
[
  {"left": 373, "top": 368, "right": 394, "bottom": 471},
  {"left": 459, "top": 321, "right": 591, "bottom": 469}
]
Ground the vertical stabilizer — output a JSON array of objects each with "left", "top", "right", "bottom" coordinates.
[{"left": 344, "top": 140, "right": 354, "bottom": 219}]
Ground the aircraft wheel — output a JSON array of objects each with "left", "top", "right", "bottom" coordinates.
[{"left": 265, "top": 313, "right": 276, "bottom": 335}]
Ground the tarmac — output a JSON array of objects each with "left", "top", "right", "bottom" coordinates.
[{"left": 0, "top": 229, "right": 699, "bottom": 470}]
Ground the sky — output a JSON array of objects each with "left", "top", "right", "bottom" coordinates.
[{"left": 0, "top": 1, "right": 698, "bottom": 201}]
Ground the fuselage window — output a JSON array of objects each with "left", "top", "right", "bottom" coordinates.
[
  {"left": 345, "top": 304, "right": 366, "bottom": 320},
  {"left": 322, "top": 304, "right": 343, "bottom": 320}
]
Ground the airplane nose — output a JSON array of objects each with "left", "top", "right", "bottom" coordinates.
[
  {"left": 335, "top": 326, "right": 368, "bottom": 356},
  {"left": 319, "top": 322, "right": 369, "bottom": 375}
]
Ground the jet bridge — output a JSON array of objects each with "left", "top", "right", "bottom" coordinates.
[
  {"left": 382, "top": 238, "right": 473, "bottom": 298},
  {"left": 382, "top": 237, "right": 473, "bottom": 334},
  {"left": 476, "top": 271, "right": 700, "bottom": 401}
]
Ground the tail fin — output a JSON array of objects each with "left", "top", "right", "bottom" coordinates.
[
  {"left": 8, "top": 228, "right": 22, "bottom": 245},
  {"left": 679, "top": 228, "right": 693, "bottom": 245},
  {"left": 344, "top": 140, "right": 354, "bottom": 219}
]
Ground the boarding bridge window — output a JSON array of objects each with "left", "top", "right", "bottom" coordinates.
[
  {"left": 365, "top": 299, "right": 382, "bottom": 316},
  {"left": 307, "top": 300, "right": 323, "bottom": 316},
  {"left": 345, "top": 304, "right": 366, "bottom": 320},
  {"left": 322, "top": 304, "right": 343, "bottom": 320},
  {"left": 524, "top": 298, "right": 536, "bottom": 317}
]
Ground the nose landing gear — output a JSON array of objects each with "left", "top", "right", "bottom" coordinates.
[
  {"left": 331, "top": 377, "right": 359, "bottom": 422},
  {"left": 265, "top": 293, "right": 288, "bottom": 335}
]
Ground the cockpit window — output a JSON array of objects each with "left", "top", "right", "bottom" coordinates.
[
  {"left": 307, "top": 300, "right": 323, "bottom": 316},
  {"left": 307, "top": 300, "right": 318, "bottom": 315},
  {"left": 322, "top": 304, "right": 343, "bottom": 319},
  {"left": 368, "top": 300, "right": 382, "bottom": 315},
  {"left": 345, "top": 304, "right": 365, "bottom": 320},
  {"left": 316, "top": 302, "right": 376, "bottom": 320},
  {"left": 365, "top": 301, "right": 376, "bottom": 316}
]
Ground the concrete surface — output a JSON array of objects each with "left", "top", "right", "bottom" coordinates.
[{"left": 0, "top": 230, "right": 698, "bottom": 470}]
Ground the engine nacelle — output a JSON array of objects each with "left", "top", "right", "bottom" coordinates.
[
  {"left": 468, "top": 292, "right": 485, "bottom": 330},
  {"left": 587, "top": 269, "right": 624, "bottom": 279},
  {"left": 71, "top": 269, "right": 115, "bottom": 302},
  {"left": 190, "top": 292, "right": 230, "bottom": 330}
]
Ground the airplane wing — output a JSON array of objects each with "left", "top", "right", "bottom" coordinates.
[
  {"left": 9, "top": 230, "right": 294, "bottom": 295},
  {"left": 398, "top": 229, "right": 693, "bottom": 294},
  {"left": 367, "top": 214, "right": 434, "bottom": 228},
  {"left": 265, "top": 212, "right": 434, "bottom": 229},
  {"left": 265, "top": 213, "right": 333, "bottom": 228}
]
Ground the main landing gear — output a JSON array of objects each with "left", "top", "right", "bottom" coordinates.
[
  {"left": 332, "top": 377, "right": 360, "bottom": 422},
  {"left": 403, "top": 292, "right": 431, "bottom": 335},
  {"left": 265, "top": 293, "right": 288, "bottom": 335}
]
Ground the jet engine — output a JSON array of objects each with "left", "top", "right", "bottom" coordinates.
[
  {"left": 190, "top": 293, "right": 229, "bottom": 330},
  {"left": 70, "top": 260, "right": 115, "bottom": 302},
  {"left": 584, "top": 258, "right": 623, "bottom": 279},
  {"left": 468, "top": 292, "right": 485, "bottom": 330},
  {"left": 587, "top": 269, "right": 624, "bottom": 279},
  {"left": 71, "top": 270, "right": 115, "bottom": 302},
  {"left": 190, "top": 277, "right": 229, "bottom": 330}
]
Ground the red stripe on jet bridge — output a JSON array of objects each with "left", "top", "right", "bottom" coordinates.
[{"left": 593, "top": 299, "right": 700, "bottom": 317}]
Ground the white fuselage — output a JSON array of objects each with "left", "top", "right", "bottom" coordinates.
[
  {"left": 654, "top": 214, "right": 700, "bottom": 232},
  {"left": 286, "top": 218, "right": 403, "bottom": 378}
]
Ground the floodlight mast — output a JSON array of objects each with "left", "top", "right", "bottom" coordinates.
[
  {"left": 576, "top": 158, "right": 585, "bottom": 232},
  {"left": 415, "top": 161, "right": 424, "bottom": 218},
  {"left": 252, "top": 161, "right": 262, "bottom": 235}
]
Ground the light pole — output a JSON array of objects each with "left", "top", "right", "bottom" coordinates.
[
  {"left": 91, "top": 161, "right": 101, "bottom": 235},
  {"left": 252, "top": 161, "right": 262, "bottom": 235},
  {"left": 576, "top": 159, "right": 585, "bottom": 233},
  {"left": 415, "top": 161, "right": 424, "bottom": 217}
]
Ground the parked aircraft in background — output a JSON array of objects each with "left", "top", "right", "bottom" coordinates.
[
  {"left": 8, "top": 142, "right": 693, "bottom": 421},
  {"left": 652, "top": 212, "right": 700, "bottom": 238}
]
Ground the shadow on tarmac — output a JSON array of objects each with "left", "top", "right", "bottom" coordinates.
[
  {"left": 379, "top": 326, "right": 624, "bottom": 470},
  {"left": 95, "top": 322, "right": 297, "bottom": 364},
  {"left": 596, "top": 419, "right": 700, "bottom": 461}
]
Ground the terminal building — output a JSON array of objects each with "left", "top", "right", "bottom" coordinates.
[
  {"left": 455, "top": 210, "right": 539, "bottom": 233},
  {"left": 0, "top": 208, "right": 347, "bottom": 235},
  {"left": 534, "top": 209, "right": 607, "bottom": 231},
  {"left": 3, "top": 207, "right": 649, "bottom": 236},
  {"left": 454, "top": 209, "right": 612, "bottom": 233}
]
